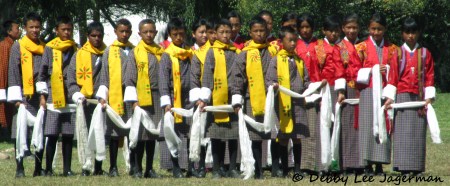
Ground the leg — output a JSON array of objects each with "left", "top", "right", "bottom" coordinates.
[
  {"left": 45, "top": 135, "right": 58, "bottom": 176},
  {"left": 271, "top": 139, "right": 282, "bottom": 177},
  {"left": 108, "top": 138, "right": 119, "bottom": 177},
  {"left": 62, "top": 135, "right": 74, "bottom": 176},
  {"left": 227, "top": 139, "right": 239, "bottom": 178},
  {"left": 211, "top": 139, "right": 222, "bottom": 178},
  {"left": 144, "top": 140, "right": 159, "bottom": 178},
  {"left": 252, "top": 140, "right": 263, "bottom": 179}
]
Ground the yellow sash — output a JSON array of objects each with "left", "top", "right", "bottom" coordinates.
[
  {"left": 47, "top": 37, "right": 77, "bottom": 108},
  {"left": 18, "top": 36, "right": 45, "bottom": 97},
  {"left": 76, "top": 41, "right": 106, "bottom": 98},
  {"left": 108, "top": 40, "right": 134, "bottom": 115},
  {"left": 135, "top": 40, "right": 161, "bottom": 106},
  {"left": 194, "top": 41, "right": 211, "bottom": 82},
  {"left": 164, "top": 43, "right": 193, "bottom": 123},
  {"left": 277, "top": 49, "right": 304, "bottom": 133}
]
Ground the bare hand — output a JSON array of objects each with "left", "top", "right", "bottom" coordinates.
[
  {"left": 233, "top": 106, "right": 241, "bottom": 115},
  {"left": 164, "top": 104, "right": 172, "bottom": 113},
  {"left": 40, "top": 95, "right": 47, "bottom": 110},
  {"left": 337, "top": 92, "right": 345, "bottom": 104},
  {"left": 384, "top": 98, "right": 394, "bottom": 110},
  {"left": 15, "top": 101, "right": 22, "bottom": 108},
  {"left": 379, "top": 64, "right": 387, "bottom": 73},
  {"left": 132, "top": 102, "right": 139, "bottom": 110},
  {"left": 99, "top": 98, "right": 106, "bottom": 109},
  {"left": 272, "top": 83, "right": 279, "bottom": 91},
  {"left": 198, "top": 101, "right": 206, "bottom": 112},
  {"left": 320, "top": 79, "right": 328, "bottom": 88}
]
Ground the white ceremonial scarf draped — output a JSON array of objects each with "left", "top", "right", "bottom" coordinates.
[
  {"left": 238, "top": 109, "right": 255, "bottom": 180},
  {"left": 189, "top": 107, "right": 204, "bottom": 162},
  {"left": 319, "top": 83, "right": 333, "bottom": 168},
  {"left": 379, "top": 101, "right": 441, "bottom": 144},
  {"left": 15, "top": 104, "right": 37, "bottom": 160},
  {"left": 75, "top": 102, "right": 92, "bottom": 170},
  {"left": 164, "top": 108, "right": 194, "bottom": 158},
  {"left": 331, "top": 99, "right": 360, "bottom": 161},
  {"left": 129, "top": 106, "right": 161, "bottom": 149},
  {"left": 46, "top": 103, "right": 77, "bottom": 113},
  {"left": 371, "top": 64, "right": 390, "bottom": 141},
  {"left": 31, "top": 106, "right": 45, "bottom": 152},
  {"left": 87, "top": 104, "right": 106, "bottom": 161}
]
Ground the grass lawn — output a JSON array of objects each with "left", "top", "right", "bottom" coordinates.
[{"left": 1, "top": 94, "right": 449, "bottom": 185}]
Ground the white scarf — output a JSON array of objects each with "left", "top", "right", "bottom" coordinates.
[
  {"left": 75, "top": 102, "right": 92, "bottom": 170},
  {"left": 15, "top": 104, "right": 37, "bottom": 160},
  {"left": 31, "top": 106, "right": 45, "bottom": 152},
  {"left": 371, "top": 64, "right": 390, "bottom": 141},
  {"left": 331, "top": 99, "right": 360, "bottom": 161},
  {"left": 164, "top": 108, "right": 194, "bottom": 158}
]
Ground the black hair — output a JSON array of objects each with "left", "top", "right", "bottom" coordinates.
[
  {"left": 281, "top": 12, "right": 298, "bottom": 25},
  {"left": 278, "top": 26, "right": 297, "bottom": 40},
  {"left": 167, "top": 17, "right": 186, "bottom": 34},
  {"left": 257, "top": 10, "right": 273, "bottom": 20},
  {"left": 23, "top": 12, "right": 42, "bottom": 26},
  {"left": 248, "top": 16, "right": 267, "bottom": 29},
  {"left": 138, "top": 19, "right": 155, "bottom": 31},
  {"left": 323, "top": 15, "right": 341, "bottom": 31},
  {"left": 297, "top": 13, "right": 315, "bottom": 30},
  {"left": 115, "top": 18, "right": 132, "bottom": 29},
  {"left": 227, "top": 10, "right": 242, "bottom": 23},
  {"left": 214, "top": 19, "right": 232, "bottom": 31},
  {"left": 55, "top": 16, "right": 73, "bottom": 28},
  {"left": 87, "top": 21, "right": 104, "bottom": 35},
  {"left": 1, "top": 19, "right": 18, "bottom": 37},
  {"left": 369, "top": 12, "right": 387, "bottom": 27},
  {"left": 402, "top": 17, "right": 421, "bottom": 33},
  {"left": 192, "top": 18, "right": 208, "bottom": 32},
  {"left": 342, "top": 13, "right": 359, "bottom": 26},
  {"left": 206, "top": 18, "right": 217, "bottom": 30}
]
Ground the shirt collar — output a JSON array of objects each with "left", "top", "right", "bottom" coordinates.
[
  {"left": 344, "top": 36, "right": 359, "bottom": 44},
  {"left": 403, "top": 43, "right": 419, "bottom": 53},
  {"left": 370, "top": 36, "right": 384, "bottom": 48}
]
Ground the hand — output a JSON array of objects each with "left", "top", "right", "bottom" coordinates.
[
  {"left": 40, "top": 95, "right": 47, "bottom": 110},
  {"left": 384, "top": 98, "right": 394, "bottom": 110},
  {"left": 337, "top": 92, "right": 345, "bottom": 104},
  {"left": 233, "top": 105, "right": 241, "bottom": 115},
  {"left": 419, "top": 98, "right": 432, "bottom": 117},
  {"left": 198, "top": 101, "right": 206, "bottom": 112},
  {"left": 132, "top": 102, "right": 139, "bottom": 110},
  {"left": 164, "top": 104, "right": 172, "bottom": 113},
  {"left": 379, "top": 64, "right": 387, "bottom": 73},
  {"left": 15, "top": 101, "right": 22, "bottom": 108},
  {"left": 320, "top": 79, "right": 328, "bottom": 88},
  {"left": 272, "top": 83, "right": 279, "bottom": 91},
  {"left": 99, "top": 98, "right": 106, "bottom": 109}
]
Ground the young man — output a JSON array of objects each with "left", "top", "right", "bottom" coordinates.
[
  {"left": 8, "top": 12, "right": 45, "bottom": 178},
  {"left": 124, "top": 18, "right": 163, "bottom": 178},
  {"left": 97, "top": 18, "right": 134, "bottom": 177},
  {"left": 37, "top": 16, "right": 78, "bottom": 177},
  {"left": 227, "top": 11, "right": 246, "bottom": 50},
  {"left": 159, "top": 17, "right": 194, "bottom": 178},
  {"left": 67, "top": 21, "right": 106, "bottom": 176},
  {"left": 232, "top": 16, "right": 278, "bottom": 179}
]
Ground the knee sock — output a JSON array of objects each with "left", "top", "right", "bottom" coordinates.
[
  {"left": 109, "top": 138, "right": 119, "bottom": 169},
  {"left": 62, "top": 135, "right": 73, "bottom": 172},
  {"left": 35, "top": 148, "right": 44, "bottom": 171},
  {"left": 145, "top": 140, "right": 155, "bottom": 171},
  {"left": 252, "top": 141, "right": 263, "bottom": 176},
  {"left": 271, "top": 140, "right": 280, "bottom": 173},
  {"left": 199, "top": 146, "right": 206, "bottom": 170},
  {"left": 135, "top": 141, "right": 145, "bottom": 172},
  {"left": 211, "top": 139, "right": 222, "bottom": 172},
  {"left": 228, "top": 140, "right": 238, "bottom": 171},
  {"left": 279, "top": 144, "right": 289, "bottom": 174},
  {"left": 45, "top": 136, "right": 58, "bottom": 171},
  {"left": 293, "top": 143, "right": 301, "bottom": 173},
  {"left": 14, "top": 143, "right": 24, "bottom": 171}
]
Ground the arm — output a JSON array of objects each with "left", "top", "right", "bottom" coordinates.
[
  {"left": 7, "top": 43, "right": 23, "bottom": 104},
  {"left": 159, "top": 53, "right": 172, "bottom": 111},
  {"left": 96, "top": 48, "right": 109, "bottom": 106},
  {"left": 189, "top": 54, "right": 202, "bottom": 103},
  {"left": 424, "top": 49, "right": 435, "bottom": 104},
  {"left": 66, "top": 52, "right": 83, "bottom": 103},
  {"left": 123, "top": 50, "right": 138, "bottom": 106}
]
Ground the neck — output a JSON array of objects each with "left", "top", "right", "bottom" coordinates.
[
  {"left": 174, "top": 43, "right": 183, "bottom": 47},
  {"left": 27, "top": 36, "right": 40, "bottom": 44},
  {"left": 143, "top": 40, "right": 154, "bottom": 45},
  {"left": 407, "top": 43, "right": 416, "bottom": 50},
  {"left": 347, "top": 37, "right": 356, "bottom": 44}
]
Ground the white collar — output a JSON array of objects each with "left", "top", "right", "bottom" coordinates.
[
  {"left": 324, "top": 37, "right": 339, "bottom": 45},
  {"left": 370, "top": 36, "right": 384, "bottom": 48},
  {"left": 402, "top": 43, "right": 419, "bottom": 53},
  {"left": 194, "top": 43, "right": 200, "bottom": 50},
  {"left": 344, "top": 36, "right": 359, "bottom": 44}
]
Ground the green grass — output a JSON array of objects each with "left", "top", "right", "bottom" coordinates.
[{"left": 1, "top": 94, "right": 450, "bottom": 185}]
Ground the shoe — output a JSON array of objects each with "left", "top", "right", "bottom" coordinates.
[
  {"left": 172, "top": 168, "right": 184, "bottom": 178},
  {"left": 228, "top": 169, "right": 241, "bottom": 178},
  {"left": 33, "top": 169, "right": 46, "bottom": 177},
  {"left": 186, "top": 167, "right": 199, "bottom": 178},
  {"left": 197, "top": 168, "right": 206, "bottom": 178},
  {"left": 45, "top": 170, "right": 54, "bottom": 176},
  {"left": 109, "top": 167, "right": 119, "bottom": 177},
  {"left": 81, "top": 169, "right": 91, "bottom": 176},
  {"left": 144, "top": 169, "right": 160, "bottom": 178},
  {"left": 271, "top": 169, "right": 283, "bottom": 178},
  {"left": 15, "top": 169, "right": 25, "bottom": 178},
  {"left": 364, "top": 168, "right": 374, "bottom": 176},
  {"left": 212, "top": 171, "right": 222, "bottom": 179},
  {"left": 63, "top": 170, "right": 75, "bottom": 177},
  {"left": 132, "top": 171, "right": 143, "bottom": 178},
  {"left": 254, "top": 174, "right": 264, "bottom": 180},
  {"left": 93, "top": 169, "right": 107, "bottom": 176},
  {"left": 374, "top": 166, "right": 384, "bottom": 176},
  {"left": 129, "top": 168, "right": 135, "bottom": 176}
]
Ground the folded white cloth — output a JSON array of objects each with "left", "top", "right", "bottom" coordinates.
[
  {"left": 46, "top": 103, "right": 77, "bottom": 113},
  {"left": 330, "top": 99, "right": 360, "bottom": 161},
  {"left": 163, "top": 111, "right": 182, "bottom": 158},
  {"left": 238, "top": 109, "right": 255, "bottom": 180},
  {"left": 189, "top": 107, "right": 204, "bottom": 162},
  {"left": 15, "top": 104, "right": 36, "bottom": 160},
  {"left": 31, "top": 106, "right": 45, "bottom": 153},
  {"left": 129, "top": 106, "right": 161, "bottom": 149},
  {"left": 372, "top": 64, "right": 390, "bottom": 141},
  {"left": 87, "top": 104, "right": 106, "bottom": 161},
  {"left": 75, "top": 103, "right": 92, "bottom": 170},
  {"left": 357, "top": 68, "right": 372, "bottom": 85}
]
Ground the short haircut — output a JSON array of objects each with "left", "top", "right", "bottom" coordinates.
[
  {"left": 281, "top": 12, "right": 298, "bottom": 25},
  {"left": 87, "top": 21, "right": 104, "bottom": 35},
  {"left": 342, "top": 13, "right": 359, "bottom": 26},
  {"left": 248, "top": 16, "right": 267, "bottom": 29},
  {"left": 1, "top": 19, "right": 19, "bottom": 37},
  {"left": 138, "top": 19, "right": 156, "bottom": 31},
  {"left": 297, "top": 13, "right": 315, "bottom": 30},
  {"left": 369, "top": 12, "right": 387, "bottom": 27},
  {"left": 278, "top": 26, "right": 297, "bottom": 40},
  {"left": 214, "top": 19, "right": 232, "bottom": 31},
  {"left": 115, "top": 18, "right": 132, "bottom": 29},
  {"left": 323, "top": 15, "right": 341, "bottom": 31},
  {"left": 167, "top": 17, "right": 186, "bottom": 34},
  {"left": 402, "top": 17, "right": 421, "bottom": 33},
  {"left": 257, "top": 10, "right": 273, "bottom": 19},
  {"left": 192, "top": 18, "right": 208, "bottom": 32},
  {"left": 23, "top": 12, "right": 42, "bottom": 26},
  {"left": 206, "top": 18, "right": 217, "bottom": 30},
  {"left": 55, "top": 16, "right": 73, "bottom": 28},
  {"left": 227, "top": 10, "right": 242, "bottom": 23}
]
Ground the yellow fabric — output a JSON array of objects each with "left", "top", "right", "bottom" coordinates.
[
  {"left": 134, "top": 40, "right": 159, "bottom": 106},
  {"left": 243, "top": 40, "right": 268, "bottom": 116},
  {"left": 165, "top": 43, "right": 193, "bottom": 123},
  {"left": 18, "top": 36, "right": 45, "bottom": 97},
  {"left": 211, "top": 47, "right": 230, "bottom": 123},
  {"left": 47, "top": 37, "right": 77, "bottom": 108},
  {"left": 108, "top": 40, "right": 134, "bottom": 115},
  {"left": 76, "top": 41, "right": 106, "bottom": 98},
  {"left": 194, "top": 41, "right": 211, "bottom": 82},
  {"left": 276, "top": 49, "right": 304, "bottom": 133},
  {"left": 136, "top": 40, "right": 164, "bottom": 62}
]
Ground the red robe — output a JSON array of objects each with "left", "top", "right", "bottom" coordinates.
[
  {"left": 232, "top": 34, "right": 246, "bottom": 50},
  {"left": 295, "top": 38, "right": 321, "bottom": 82},
  {"left": 308, "top": 39, "right": 345, "bottom": 86}
]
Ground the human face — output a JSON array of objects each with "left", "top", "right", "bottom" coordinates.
[
  {"left": 281, "top": 32, "right": 297, "bottom": 53},
  {"left": 323, "top": 28, "right": 341, "bottom": 44},
  {"left": 229, "top": 17, "right": 241, "bottom": 39},
  {"left": 8, "top": 23, "right": 21, "bottom": 40},
  {"left": 249, "top": 23, "right": 267, "bottom": 44},
  {"left": 402, "top": 30, "right": 420, "bottom": 49},
  {"left": 215, "top": 25, "right": 232, "bottom": 44},
  {"left": 206, "top": 29, "right": 216, "bottom": 44},
  {"left": 192, "top": 25, "right": 207, "bottom": 46},
  {"left": 55, "top": 23, "right": 73, "bottom": 41},
  {"left": 368, "top": 22, "right": 386, "bottom": 44},
  {"left": 298, "top": 20, "right": 313, "bottom": 41},
  {"left": 139, "top": 23, "right": 157, "bottom": 45},
  {"left": 261, "top": 15, "right": 273, "bottom": 33},
  {"left": 24, "top": 20, "right": 41, "bottom": 42},
  {"left": 169, "top": 28, "right": 186, "bottom": 47},
  {"left": 342, "top": 21, "right": 359, "bottom": 42},
  {"left": 282, "top": 19, "right": 297, "bottom": 30},
  {"left": 88, "top": 30, "right": 104, "bottom": 48},
  {"left": 115, "top": 24, "right": 132, "bottom": 43}
]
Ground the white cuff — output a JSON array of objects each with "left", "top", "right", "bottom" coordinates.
[
  {"left": 95, "top": 85, "right": 108, "bottom": 100},
  {"left": 160, "top": 95, "right": 171, "bottom": 107},
  {"left": 382, "top": 84, "right": 397, "bottom": 101},
  {"left": 36, "top": 82, "right": 48, "bottom": 94},
  {"left": 123, "top": 86, "right": 138, "bottom": 102},
  {"left": 357, "top": 68, "right": 372, "bottom": 85},
  {"left": 189, "top": 87, "right": 201, "bottom": 102},
  {"left": 72, "top": 92, "right": 85, "bottom": 103},
  {"left": 0, "top": 89, "right": 6, "bottom": 101},
  {"left": 231, "top": 94, "right": 243, "bottom": 106},
  {"left": 425, "top": 86, "right": 436, "bottom": 100},
  {"left": 334, "top": 78, "right": 346, "bottom": 91},
  {"left": 7, "top": 86, "right": 22, "bottom": 102},
  {"left": 305, "top": 93, "right": 321, "bottom": 103},
  {"left": 199, "top": 87, "right": 211, "bottom": 102}
]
